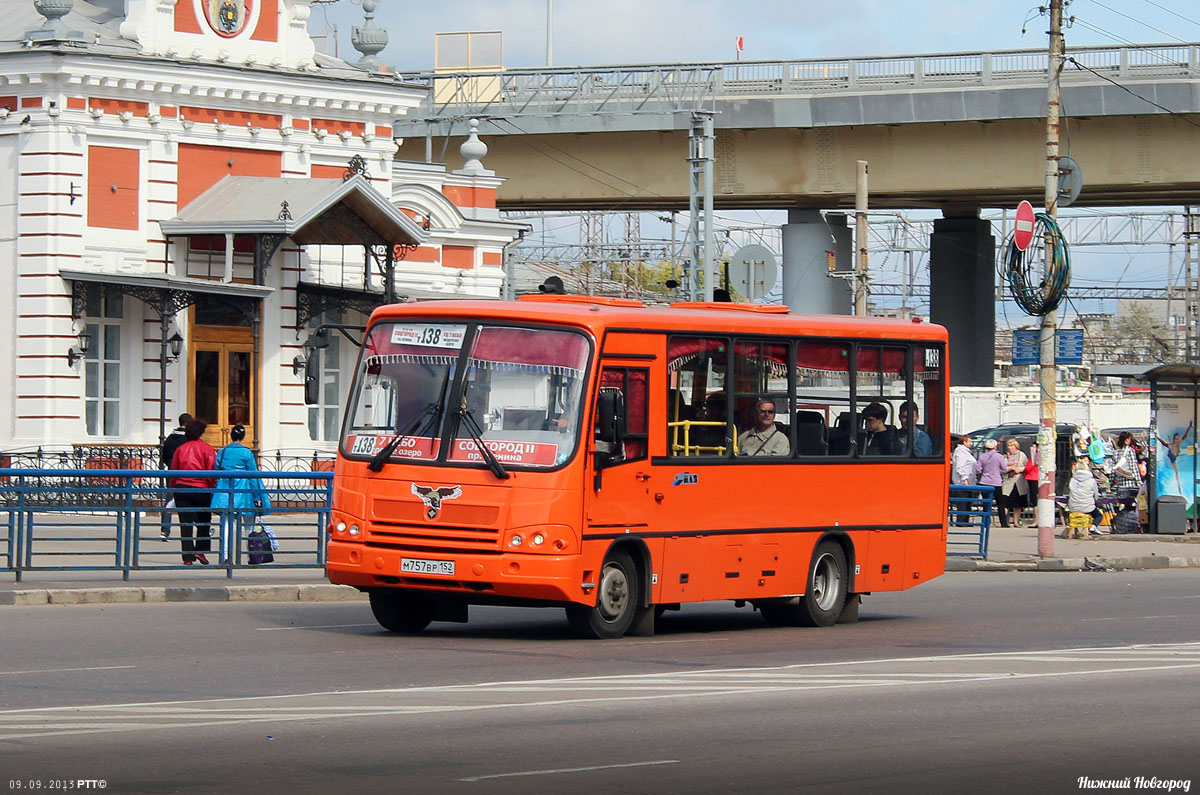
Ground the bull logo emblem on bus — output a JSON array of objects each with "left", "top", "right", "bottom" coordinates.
[{"left": 412, "top": 483, "right": 462, "bottom": 520}]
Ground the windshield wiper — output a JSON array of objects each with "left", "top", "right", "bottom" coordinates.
[
  {"left": 456, "top": 407, "right": 510, "bottom": 480},
  {"left": 367, "top": 402, "right": 441, "bottom": 472}
]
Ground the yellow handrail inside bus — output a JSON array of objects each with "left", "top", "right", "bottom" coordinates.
[{"left": 668, "top": 421, "right": 739, "bottom": 456}]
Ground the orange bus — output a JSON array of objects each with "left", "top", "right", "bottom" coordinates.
[{"left": 323, "top": 296, "right": 950, "bottom": 638}]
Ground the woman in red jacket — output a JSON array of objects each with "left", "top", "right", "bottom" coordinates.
[{"left": 170, "top": 419, "right": 217, "bottom": 565}]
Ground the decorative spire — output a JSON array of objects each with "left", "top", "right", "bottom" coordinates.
[
  {"left": 350, "top": 0, "right": 388, "bottom": 73},
  {"left": 457, "top": 119, "right": 494, "bottom": 176}
]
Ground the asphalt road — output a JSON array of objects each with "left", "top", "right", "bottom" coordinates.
[{"left": 3, "top": 571, "right": 1200, "bottom": 795}]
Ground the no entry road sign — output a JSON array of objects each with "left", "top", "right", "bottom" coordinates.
[{"left": 1014, "top": 200, "right": 1035, "bottom": 251}]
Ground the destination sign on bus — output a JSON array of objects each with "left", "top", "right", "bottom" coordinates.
[
  {"left": 389, "top": 323, "right": 467, "bottom": 349},
  {"left": 448, "top": 438, "right": 559, "bottom": 466},
  {"left": 348, "top": 434, "right": 440, "bottom": 459}
]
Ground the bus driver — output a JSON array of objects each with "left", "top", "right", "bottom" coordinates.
[{"left": 738, "top": 398, "right": 790, "bottom": 457}]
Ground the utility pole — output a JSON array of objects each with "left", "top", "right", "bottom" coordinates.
[
  {"left": 687, "top": 112, "right": 715, "bottom": 301},
  {"left": 854, "top": 160, "right": 869, "bottom": 315},
  {"left": 545, "top": 0, "right": 553, "bottom": 67},
  {"left": 1186, "top": 206, "right": 1200, "bottom": 361},
  {"left": 1037, "top": 0, "right": 1064, "bottom": 558}
]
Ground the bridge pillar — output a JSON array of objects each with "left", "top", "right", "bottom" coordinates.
[
  {"left": 930, "top": 215, "right": 995, "bottom": 387},
  {"left": 781, "top": 210, "right": 852, "bottom": 314}
]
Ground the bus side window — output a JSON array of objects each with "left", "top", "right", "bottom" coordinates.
[
  {"left": 914, "top": 345, "right": 945, "bottom": 457},
  {"left": 796, "top": 340, "right": 851, "bottom": 457},
  {"left": 599, "top": 367, "right": 648, "bottom": 463}
]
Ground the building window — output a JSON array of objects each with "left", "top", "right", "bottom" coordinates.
[
  {"left": 304, "top": 314, "right": 350, "bottom": 444},
  {"left": 84, "top": 293, "right": 123, "bottom": 436}
]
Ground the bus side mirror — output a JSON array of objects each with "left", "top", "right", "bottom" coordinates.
[
  {"left": 304, "top": 350, "right": 320, "bottom": 405},
  {"left": 595, "top": 388, "right": 626, "bottom": 467}
]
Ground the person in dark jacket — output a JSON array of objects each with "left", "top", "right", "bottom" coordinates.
[
  {"left": 170, "top": 419, "right": 216, "bottom": 565},
  {"left": 159, "top": 413, "right": 192, "bottom": 541},
  {"left": 859, "top": 402, "right": 900, "bottom": 456}
]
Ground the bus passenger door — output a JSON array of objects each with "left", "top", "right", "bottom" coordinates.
[{"left": 585, "top": 366, "right": 659, "bottom": 552}]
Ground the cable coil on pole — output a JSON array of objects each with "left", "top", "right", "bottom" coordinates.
[{"left": 1002, "top": 212, "right": 1071, "bottom": 316}]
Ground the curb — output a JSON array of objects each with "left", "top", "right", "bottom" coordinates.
[
  {"left": 6, "top": 554, "right": 1200, "bottom": 605},
  {"left": 0, "top": 584, "right": 367, "bottom": 607},
  {"left": 946, "top": 555, "right": 1200, "bottom": 572}
]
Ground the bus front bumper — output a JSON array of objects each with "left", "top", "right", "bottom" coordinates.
[{"left": 326, "top": 540, "right": 586, "bottom": 604}]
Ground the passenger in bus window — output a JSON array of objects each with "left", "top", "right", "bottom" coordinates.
[
  {"left": 899, "top": 401, "right": 933, "bottom": 456},
  {"left": 738, "top": 398, "right": 790, "bottom": 457},
  {"left": 860, "top": 402, "right": 900, "bottom": 456}
]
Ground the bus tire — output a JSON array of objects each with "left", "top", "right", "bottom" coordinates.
[
  {"left": 369, "top": 590, "right": 435, "bottom": 634},
  {"left": 565, "top": 549, "right": 639, "bottom": 639},
  {"left": 798, "top": 541, "right": 848, "bottom": 627}
]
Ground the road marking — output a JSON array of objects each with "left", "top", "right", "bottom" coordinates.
[
  {"left": 460, "top": 760, "right": 681, "bottom": 782},
  {"left": 0, "top": 665, "right": 135, "bottom": 676},
  {"left": 4, "top": 642, "right": 1200, "bottom": 742},
  {"left": 1081, "top": 615, "right": 1182, "bottom": 622},
  {"left": 255, "top": 623, "right": 377, "bottom": 631}
]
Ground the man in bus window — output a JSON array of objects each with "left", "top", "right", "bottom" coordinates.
[
  {"left": 860, "top": 402, "right": 900, "bottom": 456},
  {"left": 899, "top": 400, "right": 933, "bottom": 456},
  {"left": 738, "top": 398, "right": 790, "bottom": 457}
]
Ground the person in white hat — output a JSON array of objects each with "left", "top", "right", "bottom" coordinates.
[{"left": 976, "top": 438, "right": 1008, "bottom": 526}]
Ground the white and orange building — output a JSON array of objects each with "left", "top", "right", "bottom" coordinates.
[{"left": 0, "top": 0, "right": 522, "bottom": 460}]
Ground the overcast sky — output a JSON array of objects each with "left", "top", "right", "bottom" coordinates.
[{"left": 316, "top": 0, "right": 1200, "bottom": 72}]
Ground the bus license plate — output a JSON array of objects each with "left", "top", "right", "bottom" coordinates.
[{"left": 401, "top": 557, "right": 455, "bottom": 576}]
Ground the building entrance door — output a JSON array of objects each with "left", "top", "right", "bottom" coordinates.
[{"left": 189, "top": 324, "right": 255, "bottom": 449}]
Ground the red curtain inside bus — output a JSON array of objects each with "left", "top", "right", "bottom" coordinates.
[
  {"left": 855, "top": 346, "right": 906, "bottom": 375},
  {"left": 795, "top": 342, "right": 850, "bottom": 373},
  {"left": 471, "top": 327, "right": 590, "bottom": 373}
]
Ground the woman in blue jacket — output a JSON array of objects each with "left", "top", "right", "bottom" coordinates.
[{"left": 211, "top": 425, "right": 270, "bottom": 561}]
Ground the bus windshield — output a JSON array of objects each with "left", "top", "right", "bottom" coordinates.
[{"left": 343, "top": 321, "right": 591, "bottom": 470}]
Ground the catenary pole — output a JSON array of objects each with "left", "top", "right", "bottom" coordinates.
[
  {"left": 854, "top": 160, "right": 869, "bottom": 315},
  {"left": 1038, "top": 0, "right": 1064, "bottom": 558}
]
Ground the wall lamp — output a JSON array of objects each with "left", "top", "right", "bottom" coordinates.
[
  {"left": 166, "top": 331, "right": 184, "bottom": 362},
  {"left": 66, "top": 328, "right": 92, "bottom": 367}
]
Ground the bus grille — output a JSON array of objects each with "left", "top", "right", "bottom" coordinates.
[{"left": 368, "top": 522, "right": 500, "bottom": 553}]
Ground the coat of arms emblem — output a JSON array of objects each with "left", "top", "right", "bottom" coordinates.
[{"left": 205, "top": 0, "right": 251, "bottom": 37}]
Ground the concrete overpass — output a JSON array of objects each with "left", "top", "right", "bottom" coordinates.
[
  {"left": 393, "top": 43, "right": 1200, "bottom": 211},
  {"left": 392, "top": 44, "right": 1200, "bottom": 385}
]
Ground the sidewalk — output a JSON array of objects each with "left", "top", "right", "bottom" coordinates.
[
  {"left": 3, "top": 527, "right": 1199, "bottom": 607},
  {"left": 0, "top": 566, "right": 366, "bottom": 606},
  {"left": 948, "top": 523, "right": 1200, "bottom": 572}
]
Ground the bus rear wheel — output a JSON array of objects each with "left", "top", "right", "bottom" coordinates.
[
  {"left": 798, "top": 542, "right": 847, "bottom": 627},
  {"left": 369, "top": 590, "right": 435, "bottom": 634},
  {"left": 566, "top": 550, "right": 639, "bottom": 639},
  {"left": 758, "top": 541, "right": 848, "bottom": 628}
]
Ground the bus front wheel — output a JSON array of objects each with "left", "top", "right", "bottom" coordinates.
[
  {"left": 566, "top": 550, "right": 640, "bottom": 639},
  {"left": 369, "top": 590, "right": 435, "bottom": 634}
]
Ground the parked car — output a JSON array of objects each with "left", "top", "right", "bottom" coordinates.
[{"left": 967, "top": 422, "right": 1078, "bottom": 494}]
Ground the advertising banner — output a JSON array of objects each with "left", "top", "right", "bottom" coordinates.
[{"left": 1153, "top": 397, "right": 1196, "bottom": 514}]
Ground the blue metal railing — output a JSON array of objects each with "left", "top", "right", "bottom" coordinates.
[
  {"left": 948, "top": 485, "right": 994, "bottom": 558},
  {"left": 0, "top": 469, "right": 332, "bottom": 581}
]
